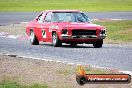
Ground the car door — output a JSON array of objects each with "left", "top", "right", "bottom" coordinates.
[
  {"left": 33, "top": 12, "right": 46, "bottom": 41},
  {"left": 42, "top": 12, "right": 53, "bottom": 42},
  {"left": 35, "top": 12, "right": 53, "bottom": 42}
]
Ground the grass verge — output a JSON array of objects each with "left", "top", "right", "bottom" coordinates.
[
  {"left": 57, "top": 65, "right": 117, "bottom": 77},
  {"left": 0, "top": 81, "right": 48, "bottom": 88},
  {"left": 93, "top": 20, "right": 132, "bottom": 44},
  {"left": 0, "top": 0, "right": 132, "bottom": 12}
]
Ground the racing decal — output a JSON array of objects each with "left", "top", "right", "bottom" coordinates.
[
  {"left": 50, "top": 25, "right": 61, "bottom": 32},
  {"left": 51, "top": 25, "right": 59, "bottom": 29},
  {"left": 42, "top": 29, "right": 47, "bottom": 38},
  {"left": 49, "top": 28, "right": 52, "bottom": 32}
]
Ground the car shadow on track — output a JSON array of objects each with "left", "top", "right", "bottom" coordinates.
[
  {"left": 39, "top": 43, "right": 94, "bottom": 48},
  {"left": 62, "top": 45, "right": 94, "bottom": 48}
]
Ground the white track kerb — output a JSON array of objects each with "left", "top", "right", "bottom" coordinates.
[{"left": 0, "top": 52, "right": 132, "bottom": 75}]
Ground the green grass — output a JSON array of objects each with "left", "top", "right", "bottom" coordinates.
[
  {"left": 57, "top": 65, "right": 117, "bottom": 76},
  {"left": 94, "top": 20, "right": 132, "bottom": 42},
  {"left": 77, "top": 65, "right": 116, "bottom": 74},
  {"left": 85, "top": 67, "right": 116, "bottom": 74},
  {"left": 56, "top": 65, "right": 74, "bottom": 76},
  {"left": 0, "top": 0, "right": 132, "bottom": 12},
  {"left": 0, "top": 81, "right": 48, "bottom": 88}
]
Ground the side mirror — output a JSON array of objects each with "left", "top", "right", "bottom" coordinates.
[{"left": 89, "top": 19, "right": 94, "bottom": 24}]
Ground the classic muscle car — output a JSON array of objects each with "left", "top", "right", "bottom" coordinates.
[{"left": 26, "top": 10, "right": 106, "bottom": 48}]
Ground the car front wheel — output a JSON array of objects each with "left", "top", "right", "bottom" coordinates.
[
  {"left": 30, "top": 30, "right": 39, "bottom": 45},
  {"left": 52, "top": 32, "right": 62, "bottom": 47},
  {"left": 93, "top": 40, "right": 103, "bottom": 48}
]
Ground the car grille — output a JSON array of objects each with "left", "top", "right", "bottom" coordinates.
[{"left": 72, "top": 29, "right": 96, "bottom": 36}]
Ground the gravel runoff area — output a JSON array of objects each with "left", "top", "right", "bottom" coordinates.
[
  {"left": 0, "top": 54, "right": 132, "bottom": 88},
  {"left": 0, "top": 23, "right": 26, "bottom": 36}
]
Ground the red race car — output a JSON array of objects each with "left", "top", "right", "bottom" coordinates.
[{"left": 26, "top": 10, "right": 106, "bottom": 48}]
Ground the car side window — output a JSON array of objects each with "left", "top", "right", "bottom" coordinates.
[
  {"left": 38, "top": 15, "right": 43, "bottom": 23},
  {"left": 44, "top": 12, "right": 52, "bottom": 23},
  {"left": 38, "top": 12, "right": 46, "bottom": 23}
]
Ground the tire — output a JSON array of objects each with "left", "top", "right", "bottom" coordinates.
[
  {"left": 93, "top": 40, "right": 103, "bottom": 48},
  {"left": 52, "top": 32, "right": 62, "bottom": 47},
  {"left": 30, "top": 30, "right": 39, "bottom": 45}
]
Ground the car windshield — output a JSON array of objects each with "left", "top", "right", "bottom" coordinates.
[{"left": 52, "top": 12, "right": 90, "bottom": 22}]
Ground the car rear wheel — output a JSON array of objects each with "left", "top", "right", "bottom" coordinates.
[
  {"left": 52, "top": 32, "right": 62, "bottom": 47},
  {"left": 30, "top": 30, "right": 39, "bottom": 45},
  {"left": 93, "top": 40, "right": 103, "bottom": 48}
]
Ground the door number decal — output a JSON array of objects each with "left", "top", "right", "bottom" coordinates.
[{"left": 42, "top": 29, "right": 47, "bottom": 38}]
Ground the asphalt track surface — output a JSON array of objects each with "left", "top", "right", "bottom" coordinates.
[
  {"left": 0, "top": 12, "right": 132, "bottom": 71},
  {"left": 0, "top": 12, "right": 132, "bottom": 25},
  {"left": 0, "top": 37, "right": 132, "bottom": 71}
]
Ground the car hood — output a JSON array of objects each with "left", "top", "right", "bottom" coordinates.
[{"left": 56, "top": 22, "right": 104, "bottom": 29}]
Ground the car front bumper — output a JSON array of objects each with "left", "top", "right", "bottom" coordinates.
[{"left": 60, "top": 34, "right": 106, "bottom": 39}]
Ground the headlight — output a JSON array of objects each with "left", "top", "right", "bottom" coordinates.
[{"left": 62, "top": 29, "right": 68, "bottom": 34}]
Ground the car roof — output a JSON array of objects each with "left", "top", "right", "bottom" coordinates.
[{"left": 44, "top": 10, "right": 81, "bottom": 13}]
